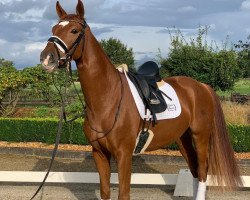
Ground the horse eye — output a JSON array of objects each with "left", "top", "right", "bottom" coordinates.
[{"left": 71, "top": 29, "right": 78, "bottom": 34}]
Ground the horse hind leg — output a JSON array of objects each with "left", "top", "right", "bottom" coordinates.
[
  {"left": 176, "top": 129, "right": 199, "bottom": 199},
  {"left": 190, "top": 124, "right": 212, "bottom": 200}
]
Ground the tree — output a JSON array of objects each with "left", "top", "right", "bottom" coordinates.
[
  {"left": 160, "top": 27, "right": 241, "bottom": 91},
  {"left": 234, "top": 35, "right": 250, "bottom": 78},
  {"left": 0, "top": 59, "right": 79, "bottom": 116},
  {"left": 0, "top": 59, "right": 28, "bottom": 116},
  {"left": 0, "top": 58, "right": 14, "bottom": 67},
  {"left": 23, "top": 65, "right": 72, "bottom": 105},
  {"left": 100, "top": 38, "right": 135, "bottom": 70},
  {"left": 22, "top": 65, "right": 53, "bottom": 102}
]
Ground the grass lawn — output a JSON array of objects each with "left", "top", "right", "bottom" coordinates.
[{"left": 217, "top": 78, "right": 250, "bottom": 97}]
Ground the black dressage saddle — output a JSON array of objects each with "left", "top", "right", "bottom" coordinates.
[{"left": 127, "top": 61, "right": 169, "bottom": 124}]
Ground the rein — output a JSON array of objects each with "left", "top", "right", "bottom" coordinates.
[
  {"left": 30, "top": 19, "right": 87, "bottom": 200},
  {"left": 30, "top": 64, "right": 84, "bottom": 200},
  {"left": 30, "top": 19, "right": 123, "bottom": 199},
  {"left": 87, "top": 70, "right": 124, "bottom": 142}
]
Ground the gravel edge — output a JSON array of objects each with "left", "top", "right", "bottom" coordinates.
[{"left": 0, "top": 146, "right": 249, "bottom": 166}]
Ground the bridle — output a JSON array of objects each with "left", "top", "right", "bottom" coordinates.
[
  {"left": 48, "top": 19, "right": 124, "bottom": 138},
  {"left": 30, "top": 19, "right": 87, "bottom": 200},
  {"left": 48, "top": 19, "right": 87, "bottom": 68},
  {"left": 31, "top": 18, "right": 123, "bottom": 199}
]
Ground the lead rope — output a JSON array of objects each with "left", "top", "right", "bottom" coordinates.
[
  {"left": 30, "top": 63, "right": 84, "bottom": 200},
  {"left": 30, "top": 107, "right": 64, "bottom": 200},
  {"left": 29, "top": 70, "right": 68, "bottom": 200},
  {"left": 30, "top": 20, "right": 86, "bottom": 199}
]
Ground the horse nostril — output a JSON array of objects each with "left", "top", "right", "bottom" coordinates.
[
  {"left": 49, "top": 53, "right": 54, "bottom": 59},
  {"left": 40, "top": 57, "right": 44, "bottom": 63}
]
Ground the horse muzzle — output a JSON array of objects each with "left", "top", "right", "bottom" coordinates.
[{"left": 40, "top": 52, "right": 58, "bottom": 73}]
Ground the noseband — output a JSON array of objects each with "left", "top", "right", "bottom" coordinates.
[{"left": 48, "top": 20, "right": 87, "bottom": 68}]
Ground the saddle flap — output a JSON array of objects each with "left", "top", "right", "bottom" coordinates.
[
  {"left": 128, "top": 72, "right": 150, "bottom": 99},
  {"left": 127, "top": 70, "right": 167, "bottom": 118}
]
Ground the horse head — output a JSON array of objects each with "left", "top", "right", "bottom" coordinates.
[{"left": 40, "top": 0, "right": 86, "bottom": 72}]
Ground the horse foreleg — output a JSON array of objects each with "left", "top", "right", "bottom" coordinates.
[
  {"left": 117, "top": 152, "right": 132, "bottom": 200},
  {"left": 93, "top": 149, "right": 111, "bottom": 200}
]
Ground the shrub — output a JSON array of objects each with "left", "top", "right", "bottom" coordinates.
[
  {"left": 228, "top": 124, "right": 250, "bottom": 152},
  {"left": 160, "top": 27, "right": 241, "bottom": 91},
  {"left": 167, "top": 124, "right": 250, "bottom": 152},
  {"left": 234, "top": 35, "right": 250, "bottom": 78},
  {"left": 0, "top": 118, "right": 249, "bottom": 152},
  {"left": 0, "top": 118, "right": 87, "bottom": 145},
  {"left": 34, "top": 106, "right": 60, "bottom": 118}
]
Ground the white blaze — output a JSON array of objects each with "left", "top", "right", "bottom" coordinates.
[{"left": 59, "top": 21, "right": 69, "bottom": 27}]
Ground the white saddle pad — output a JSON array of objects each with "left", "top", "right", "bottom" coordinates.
[{"left": 124, "top": 71, "right": 181, "bottom": 120}]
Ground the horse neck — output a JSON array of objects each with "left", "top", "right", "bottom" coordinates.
[{"left": 76, "top": 27, "right": 121, "bottom": 117}]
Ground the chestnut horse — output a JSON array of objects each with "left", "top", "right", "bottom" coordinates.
[{"left": 40, "top": 1, "right": 242, "bottom": 199}]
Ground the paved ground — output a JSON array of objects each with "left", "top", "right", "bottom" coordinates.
[
  {"left": 0, "top": 183, "right": 249, "bottom": 200},
  {"left": 0, "top": 151, "right": 249, "bottom": 200}
]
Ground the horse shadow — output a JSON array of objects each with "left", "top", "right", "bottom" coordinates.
[
  {"left": 31, "top": 152, "right": 191, "bottom": 200},
  {"left": 31, "top": 153, "right": 99, "bottom": 200}
]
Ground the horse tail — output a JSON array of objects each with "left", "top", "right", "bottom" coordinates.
[{"left": 208, "top": 88, "right": 243, "bottom": 189}]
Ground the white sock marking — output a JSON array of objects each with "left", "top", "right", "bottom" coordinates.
[{"left": 195, "top": 181, "right": 206, "bottom": 200}]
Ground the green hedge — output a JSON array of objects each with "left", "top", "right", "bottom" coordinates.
[
  {"left": 166, "top": 124, "right": 250, "bottom": 152},
  {"left": 0, "top": 118, "right": 249, "bottom": 152},
  {"left": 228, "top": 124, "right": 250, "bottom": 152},
  {"left": 0, "top": 118, "right": 87, "bottom": 145}
]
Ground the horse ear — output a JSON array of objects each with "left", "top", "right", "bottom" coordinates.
[
  {"left": 56, "top": 1, "right": 67, "bottom": 19},
  {"left": 76, "top": 0, "right": 84, "bottom": 19}
]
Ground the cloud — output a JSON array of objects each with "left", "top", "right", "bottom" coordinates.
[
  {"left": 43, "top": 0, "right": 105, "bottom": 21},
  {"left": 0, "top": 40, "right": 46, "bottom": 68},
  {"left": 0, "top": 0, "right": 48, "bottom": 16},
  {"left": 91, "top": 26, "right": 114, "bottom": 36},
  {"left": 0, "top": 0, "right": 250, "bottom": 69},
  {"left": 4, "top": 8, "right": 46, "bottom": 22},
  {"left": 0, "top": 19, "right": 52, "bottom": 42},
  {"left": 24, "top": 42, "right": 46, "bottom": 54},
  {"left": 93, "top": 25, "right": 173, "bottom": 63},
  {"left": 199, "top": 11, "right": 250, "bottom": 41},
  {"left": 177, "top": 6, "right": 197, "bottom": 13},
  {"left": 0, "top": 39, "right": 7, "bottom": 45},
  {"left": 241, "top": 0, "right": 250, "bottom": 11},
  {"left": 157, "top": 29, "right": 169, "bottom": 34}
]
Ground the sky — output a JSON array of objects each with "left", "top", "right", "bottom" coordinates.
[{"left": 0, "top": 0, "right": 250, "bottom": 69}]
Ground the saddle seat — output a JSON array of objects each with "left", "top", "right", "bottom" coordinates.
[
  {"left": 136, "top": 61, "right": 161, "bottom": 82},
  {"left": 127, "top": 61, "right": 168, "bottom": 123}
]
